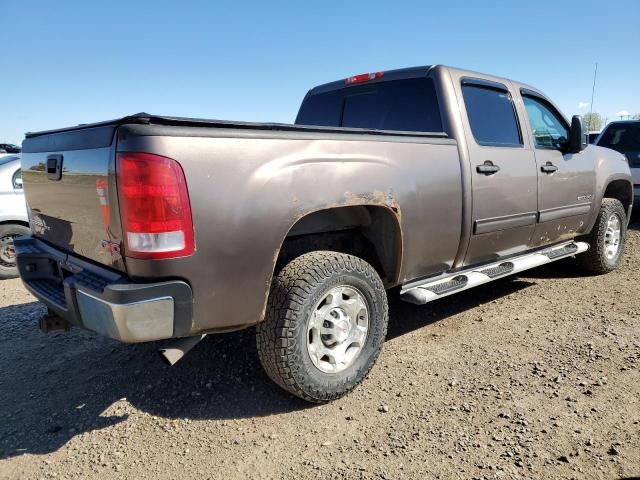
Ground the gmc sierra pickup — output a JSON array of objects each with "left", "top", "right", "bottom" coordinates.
[{"left": 16, "top": 65, "right": 633, "bottom": 403}]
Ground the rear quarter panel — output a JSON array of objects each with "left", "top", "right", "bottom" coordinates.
[{"left": 117, "top": 126, "right": 462, "bottom": 332}]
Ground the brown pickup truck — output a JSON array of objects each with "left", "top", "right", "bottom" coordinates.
[{"left": 15, "top": 65, "right": 633, "bottom": 403}]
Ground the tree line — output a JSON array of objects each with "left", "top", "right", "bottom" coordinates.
[{"left": 582, "top": 112, "right": 640, "bottom": 132}]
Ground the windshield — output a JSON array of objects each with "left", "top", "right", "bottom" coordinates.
[
  {"left": 598, "top": 123, "right": 640, "bottom": 150},
  {"left": 0, "top": 155, "right": 20, "bottom": 166},
  {"left": 597, "top": 123, "right": 640, "bottom": 167}
]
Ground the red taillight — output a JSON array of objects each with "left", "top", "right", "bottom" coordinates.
[
  {"left": 345, "top": 71, "right": 384, "bottom": 85},
  {"left": 116, "top": 152, "right": 194, "bottom": 259}
]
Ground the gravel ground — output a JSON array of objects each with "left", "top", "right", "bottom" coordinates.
[{"left": 1, "top": 213, "right": 639, "bottom": 480}]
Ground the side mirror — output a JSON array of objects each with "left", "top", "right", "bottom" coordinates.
[{"left": 567, "top": 115, "right": 585, "bottom": 153}]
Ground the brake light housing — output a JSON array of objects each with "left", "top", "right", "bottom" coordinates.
[
  {"left": 345, "top": 71, "right": 384, "bottom": 85},
  {"left": 116, "top": 152, "right": 195, "bottom": 259}
]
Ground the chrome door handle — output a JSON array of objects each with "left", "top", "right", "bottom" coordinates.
[
  {"left": 541, "top": 162, "right": 558, "bottom": 174},
  {"left": 476, "top": 161, "right": 500, "bottom": 175}
]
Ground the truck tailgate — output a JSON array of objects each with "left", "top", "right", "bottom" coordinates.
[{"left": 21, "top": 125, "right": 123, "bottom": 270}]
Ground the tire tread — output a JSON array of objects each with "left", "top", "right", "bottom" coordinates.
[
  {"left": 256, "top": 251, "right": 388, "bottom": 403},
  {"left": 576, "top": 198, "right": 626, "bottom": 274}
]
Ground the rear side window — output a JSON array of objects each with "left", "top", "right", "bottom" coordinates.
[
  {"left": 462, "top": 83, "right": 522, "bottom": 147},
  {"left": 296, "top": 78, "right": 443, "bottom": 133}
]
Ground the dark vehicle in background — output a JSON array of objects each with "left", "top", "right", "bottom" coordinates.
[
  {"left": 595, "top": 120, "right": 640, "bottom": 204},
  {"left": 0, "top": 143, "right": 22, "bottom": 154},
  {"left": 588, "top": 131, "right": 601, "bottom": 144},
  {"left": 14, "top": 65, "right": 633, "bottom": 403},
  {"left": 0, "top": 155, "right": 29, "bottom": 279}
]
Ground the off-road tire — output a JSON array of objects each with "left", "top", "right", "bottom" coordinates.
[
  {"left": 256, "top": 251, "right": 388, "bottom": 403},
  {"left": 0, "top": 224, "right": 31, "bottom": 280},
  {"left": 576, "top": 198, "right": 627, "bottom": 274}
]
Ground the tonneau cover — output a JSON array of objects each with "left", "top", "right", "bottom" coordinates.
[{"left": 25, "top": 112, "right": 449, "bottom": 140}]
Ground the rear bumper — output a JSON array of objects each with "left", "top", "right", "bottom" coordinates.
[{"left": 14, "top": 236, "right": 193, "bottom": 343}]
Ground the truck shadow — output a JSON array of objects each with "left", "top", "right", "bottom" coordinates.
[
  {"left": 0, "top": 277, "right": 533, "bottom": 458},
  {"left": 517, "top": 258, "right": 590, "bottom": 279}
]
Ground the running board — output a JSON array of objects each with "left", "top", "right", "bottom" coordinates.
[{"left": 400, "top": 241, "right": 589, "bottom": 305}]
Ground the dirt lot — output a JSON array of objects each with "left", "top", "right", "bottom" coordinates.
[{"left": 1, "top": 214, "right": 639, "bottom": 480}]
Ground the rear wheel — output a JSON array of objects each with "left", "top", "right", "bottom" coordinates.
[
  {"left": 576, "top": 198, "right": 627, "bottom": 274},
  {"left": 257, "top": 251, "right": 388, "bottom": 403},
  {"left": 0, "top": 224, "right": 31, "bottom": 280}
]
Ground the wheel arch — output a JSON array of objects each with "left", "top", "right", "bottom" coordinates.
[
  {"left": 586, "top": 169, "right": 634, "bottom": 233},
  {"left": 274, "top": 205, "right": 403, "bottom": 287},
  {"left": 602, "top": 178, "right": 633, "bottom": 218}
]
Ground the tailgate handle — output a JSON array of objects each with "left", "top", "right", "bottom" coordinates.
[{"left": 46, "top": 154, "right": 63, "bottom": 181}]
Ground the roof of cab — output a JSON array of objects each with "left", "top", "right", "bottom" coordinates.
[
  {"left": 306, "top": 64, "right": 545, "bottom": 98},
  {"left": 308, "top": 65, "right": 434, "bottom": 96}
]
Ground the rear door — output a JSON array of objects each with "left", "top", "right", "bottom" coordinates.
[
  {"left": 458, "top": 78, "right": 538, "bottom": 266},
  {"left": 520, "top": 91, "right": 596, "bottom": 246}
]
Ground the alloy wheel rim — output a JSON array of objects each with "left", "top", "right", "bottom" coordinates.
[
  {"left": 0, "top": 235, "right": 17, "bottom": 267},
  {"left": 604, "top": 213, "right": 622, "bottom": 260},
  {"left": 306, "top": 285, "right": 369, "bottom": 374}
]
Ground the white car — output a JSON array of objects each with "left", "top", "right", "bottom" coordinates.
[{"left": 0, "top": 155, "right": 30, "bottom": 279}]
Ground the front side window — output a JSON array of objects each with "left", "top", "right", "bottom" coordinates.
[
  {"left": 462, "top": 83, "right": 522, "bottom": 147},
  {"left": 523, "top": 95, "right": 569, "bottom": 150}
]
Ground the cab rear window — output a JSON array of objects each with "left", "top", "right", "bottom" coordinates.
[{"left": 296, "top": 77, "right": 443, "bottom": 133}]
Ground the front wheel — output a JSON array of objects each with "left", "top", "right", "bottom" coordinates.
[
  {"left": 576, "top": 198, "right": 627, "bottom": 274},
  {"left": 0, "top": 224, "right": 31, "bottom": 280},
  {"left": 257, "top": 251, "right": 388, "bottom": 403}
]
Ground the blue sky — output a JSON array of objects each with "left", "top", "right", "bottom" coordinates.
[{"left": 1, "top": 0, "right": 639, "bottom": 143}]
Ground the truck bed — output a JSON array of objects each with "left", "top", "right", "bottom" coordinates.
[{"left": 20, "top": 113, "right": 461, "bottom": 333}]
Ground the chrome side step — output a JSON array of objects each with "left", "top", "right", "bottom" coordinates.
[
  {"left": 477, "top": 261, "right": 514, "bottom": 278},
  {"left": 423, "top": 274, "right": 468, "bottom": 294},
  {"left": 400, "top": 241, "right": 589, "bottom": 305}
]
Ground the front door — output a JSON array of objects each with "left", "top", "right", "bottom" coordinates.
[
  {"left": 520, "top": 92, "right": 596, "bottom": 246},
  {"left": 459, "top": 79, "right": 539, "bottom": 266}
]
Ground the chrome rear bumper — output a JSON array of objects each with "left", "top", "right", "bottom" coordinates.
[
  {"left": 76, "top": 290, "right": 174, "bottom": 342},
  {"left": 14, "top": 236, "right": 192, "bottom": 343}
]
